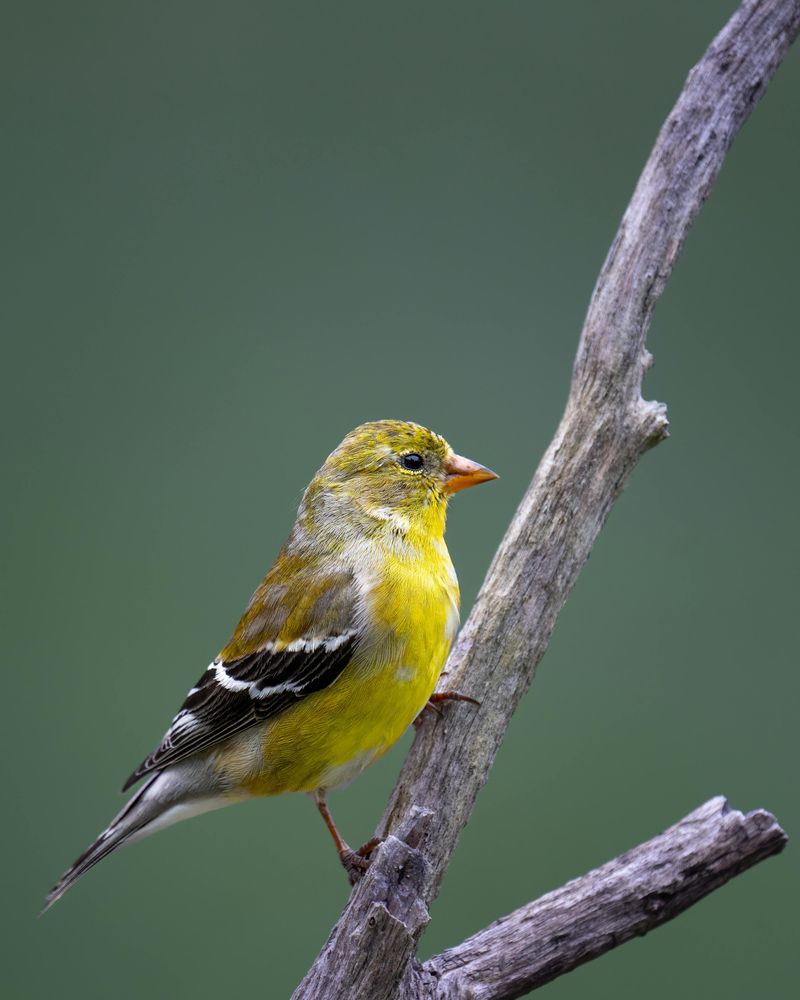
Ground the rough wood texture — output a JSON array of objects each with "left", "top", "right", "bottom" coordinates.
[
  {"left": 426, "top": 798, "right": 788, "bottom": 1000},
  {"left": 293, "top": 2, "right": 798, "bottom": 997},
  {"left": 293, "top": 808, "right": 434, "bottom": 1000}
]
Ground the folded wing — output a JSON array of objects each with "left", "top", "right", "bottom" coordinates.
[{"left": 123, "top": 563, "right": 360, "bottom": 791}]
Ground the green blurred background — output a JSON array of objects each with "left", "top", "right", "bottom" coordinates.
[{"left": 2, "top": 1, "right": 797, "bottom": 997}]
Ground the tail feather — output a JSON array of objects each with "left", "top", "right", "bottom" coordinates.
[
  {"left": 42, "top": 775, "right": 159, "bottom": 913},
  {"left": 42, "top": 764, "right": 235, "bottom": 913}
]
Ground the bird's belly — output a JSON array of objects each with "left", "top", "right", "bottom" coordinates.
[
  {"left": 229, "top": 606, "right": 455, "bottom": 797},
  {"left": 217, "top": 553, "right": 460, "bottom": 797}
]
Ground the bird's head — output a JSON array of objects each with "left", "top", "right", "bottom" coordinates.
[{"left": 309, "top": 420, "right": 497, "bottom": 539}]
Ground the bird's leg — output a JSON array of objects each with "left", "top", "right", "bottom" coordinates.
[
  {"left": 313, "top": 792, "right": 381, "bottom": 885},
  {"left": 413, "top": 690, "right": 481, "bottom": 729}
]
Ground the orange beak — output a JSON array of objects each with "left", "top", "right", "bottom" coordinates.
[{"left": 443, "top": 453, "right": 499, "bottom": 494}]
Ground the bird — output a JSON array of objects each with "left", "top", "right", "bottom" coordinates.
[{"left": 44, "top": 419, "right": 497, "bottom": 911}]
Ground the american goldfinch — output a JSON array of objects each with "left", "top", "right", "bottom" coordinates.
[{"left": 45, "top": 420, "right": 496, "bottom": 910}]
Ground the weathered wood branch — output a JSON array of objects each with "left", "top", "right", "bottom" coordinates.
[
  {"left": 293, "top": 2, "right": 798, "bottom": 996},
  {"left": 425, "top": 798, "right": 787, "bottom": 1000}
]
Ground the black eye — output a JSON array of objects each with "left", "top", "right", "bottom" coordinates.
[{"left": 400, "top": 452, "right": 425, "bottom": 471}]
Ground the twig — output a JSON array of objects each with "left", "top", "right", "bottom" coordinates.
[
  {"left": 293, "top": 2, "right": 798, "bottom": 996},
  {"left": 426, "top": 798, "right": 787, "bottom": 999}
]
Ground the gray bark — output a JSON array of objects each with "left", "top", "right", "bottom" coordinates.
[
  {"left": 426, "top": 798, "right": 787, "bottom": 1000},
  {"left": 293, "top": 2, "right": 798, "bottom": 996}
]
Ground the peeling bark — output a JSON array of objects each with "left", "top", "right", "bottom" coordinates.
[{"left": 292, "top": 3, "right": 798, "bottom": 996}]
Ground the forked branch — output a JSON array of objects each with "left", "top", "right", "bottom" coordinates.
[{"left": 293, "top": 2, "right": 798, "bottom": 996}]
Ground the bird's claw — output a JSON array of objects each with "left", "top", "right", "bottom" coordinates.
[
  {"left": 413, "top": 690, "right": 481, "bottom": 728},
  {"left": 428, "top": 691, "right": 481, "bottom": 708},
  {"left": 355, "top": 836, "right": 381, "bottom": 858},
  {"left": 339, "top": 837, "right": 382, "bottom": 884}
]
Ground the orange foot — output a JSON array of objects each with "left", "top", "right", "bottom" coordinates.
[
  {"left": 339, "top": 837, "right": 382, "bottom": 885},
  {"left": 413, "top": 691, "right": 481, "bottom": 729}
]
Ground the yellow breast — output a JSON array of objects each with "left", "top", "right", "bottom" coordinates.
[{"left": 230, "top": 537, "right": 459, "bottom": 796}]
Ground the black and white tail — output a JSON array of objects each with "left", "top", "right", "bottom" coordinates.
[{"left": 43, "top": 764, "right": 234, "bottom": 913}]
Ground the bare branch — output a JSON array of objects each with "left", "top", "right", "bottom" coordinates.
[
  {"left": 426, "top": 798, "right": 788, "bottom": 1000},
  {"left": 293, "top": 808, "right": 434, "bottom": 1000},
  {"left": 293, "top": 2, "right": 798, "bottom": 996}
]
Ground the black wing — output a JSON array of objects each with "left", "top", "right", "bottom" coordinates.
[{"left": 122, "top": 633, "right": 358, "bottom": 791}]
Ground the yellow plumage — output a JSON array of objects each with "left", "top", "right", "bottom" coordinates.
[
  {"left": 236, "top": 532, "right": 460, "bottom": 796},
  {"left": 45, "top": 420, "right": 496, "bottom": 909}
]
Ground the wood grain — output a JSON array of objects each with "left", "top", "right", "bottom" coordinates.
[
  {"left": 427, "top": 798, "right": 787, "bottom": 999},
  {"left": 293, "top": 3, "right": 798, "bottom": 996}
]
